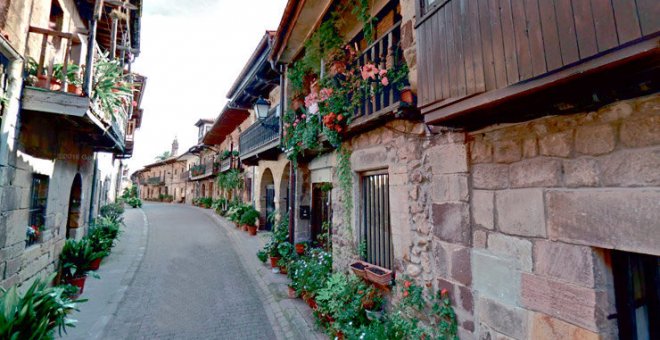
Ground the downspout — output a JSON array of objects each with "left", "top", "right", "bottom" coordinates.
[{"left": 88, "top": 156, "right": 98, "bottom": 223}]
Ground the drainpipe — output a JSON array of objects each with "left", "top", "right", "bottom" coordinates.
[{"left": 88, "top": 155, "right": 98, "bottom": 222}]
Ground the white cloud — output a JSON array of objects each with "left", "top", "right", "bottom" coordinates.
[{"left": 125, "top": 0, "right": 287, "bottom": 172}]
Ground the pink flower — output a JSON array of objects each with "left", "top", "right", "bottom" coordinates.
[
  {"left": 308, "top": 103, "right": 319, "bottom": 114},
  {"left": 379, "top": 69, "right": 388, "bottom": 77},
  {"left": 361, "top": 63, "right": 378, "bottom": 80},
  {"left": 440, "top": 288, "right": 448, "bottom": 296},
  {"left": 132, "top": 100, "right": 138, "bottom": 107},
  {"left": 293, "top": 122, "right": 298, "bottom": 127},
  {"left": 319, "top": 88, "right": 333, "bottom": 101},
  {"left": 301, "top": 114, "right": 306, "bottom": 119},
  {"left": 381, "top": 77, "right": 389, "bottom": 86}
]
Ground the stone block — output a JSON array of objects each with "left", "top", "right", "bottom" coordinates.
[
  {"left": 471, "top": 190, "right": 494, "bottom": 229},
  {"left": 596, "top": 101, "right": 633, "bottom": 122},
  {"left": 431, "top": 174, "right": 469, "bottom": 203},
  {"left": 487, "top": 233, "right": 532, "bottom": 272},
  {"left": 509, "top": 158, "right": 562, "bottom": 187},
  {"left": 563, "top": 158, "right": 600, "bottom": 187},
  {"left": 522, "top": 137, "right": 538, "bottom": 158},
  {"left": 600, "top": 148, "right": 660, "bottom": 186},
  {"left": 4, "top": 257, "right": 22, "bottom": 276},
  {"left": 530, "top": 312, "right": 600, "bottom": 340},
  {"left": 534, "top": 240, "right": 598, "bottom": 288},
  {"left": 431, "top": 238, "right": 449, "bottom": 277},
  {"left": 458, "top": 284, "right": 474, "bottom": 313},
  {"left": 428, "top": 143, "right": 468, "bottom": 175},
  {"left": 478, "top": 298, "right": 528, "bottom": 339},
  {"left": 493, "top": 140, "right": 522, "bottom": 163},
  {"left": 472, "top": 250, "right": 521, "bottom": 305},
  {"left": 521, "top": 273, "right": 614, "bottom": 332},
  {"left": 575, "top": 125, "right": 616, "bottom": 156},
  {"left": 539, "top": 131, "right": 573, "bottom": 157},
  {"left": 546, "top": 189, "right": 660, "bottom": 256},
  {"left": 450, "top": 247, "right": 472, "bottom": 286},
  {"left": 620, "top": 115, "right": 660, "bottom": 147},
  {"left": 470, "top": 139, "right": 493, "bottom": 163},
  {"left": 431, "top": 203, "right": 470, "bottom": 245},
  {"left": 472, "top": 164, "right": 509, "bottom": 190},
  {"left": 473, "top": 230, "right": 487, "bottom": 248},
  {"left": 495, "top": 189, "right": 546, "bottom": 237},
  {"left": 350, "top": 145, "right": 388, "bottom": 171}
]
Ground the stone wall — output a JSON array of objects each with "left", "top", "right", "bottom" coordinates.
[{"left": 467, "top": 93, "right": 660, "bottom": 339}]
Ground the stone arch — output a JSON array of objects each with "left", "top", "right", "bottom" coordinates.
[
  {"left": 260, "top": 168, "right": 275, "bottom": 230},
  {"left": 278, "top": 162, "right": 290, "bottom": 218},
  {"left": 66, "top": 173, "right": 82, "bottom": 239}
]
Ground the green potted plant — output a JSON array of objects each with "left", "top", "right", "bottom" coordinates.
[
  {"left": 240, "top": 206, "right": 260, "bottom": 236},
  {"left": 59, "top": 239, "right": 104, "bottom": 296},
  {"left": 277, "top": 241, "right": 293, "bottom": 274}
]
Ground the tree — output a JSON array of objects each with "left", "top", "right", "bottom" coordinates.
[
  {"left": 155, "top": 151, "right": 171, "bottom": 161},
  {"left": 216, "top": 169, "right": 243, "bottom": 210}
]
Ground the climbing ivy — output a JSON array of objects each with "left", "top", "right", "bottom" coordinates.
[{"left": 336, "top": 146, "right": 353, "bottom": 234}]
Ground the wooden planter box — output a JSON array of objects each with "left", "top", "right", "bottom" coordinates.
[{"left": 349, "top": 260, "right": 371, "bottom": 279}]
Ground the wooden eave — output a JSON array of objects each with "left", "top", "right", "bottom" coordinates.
[
  {"left": 203, "top": 107, "right": 250, "bottom": 145},
  {"left": 271, "top": 0, "right": 333, "bottom": 64},
  {"left": 423, "top": 36, "right": 660, "bottom": 128}
]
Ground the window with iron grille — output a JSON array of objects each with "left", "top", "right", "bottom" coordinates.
[
  {"left": 361, "top": 172, "right": 392, "bottom": 269},
  {"left": 26, "top": 174, "right": 49, "bottom": 247},
  {"left": 612, "top": 251, "right": 659, "bottom": 340}
]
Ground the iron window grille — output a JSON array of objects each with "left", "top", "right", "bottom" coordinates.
[
  {"left": 361, "top": 172, "right": 393, "bottom": 269},
  {"left": 27, "top": 174, "right": 49, "bottom": 247}
]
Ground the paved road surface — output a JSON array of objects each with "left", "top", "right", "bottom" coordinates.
[{"left": 101, "top": 203, "right": 276, "bottom": 339}]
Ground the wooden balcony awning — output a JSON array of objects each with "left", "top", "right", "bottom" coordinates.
[{"left": 202, "top": 106, "right": 251, "bottom": 145}]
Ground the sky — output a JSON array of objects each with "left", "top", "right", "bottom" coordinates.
[{"left": 125, "top": 0, "right": 288, "bottom": 172}]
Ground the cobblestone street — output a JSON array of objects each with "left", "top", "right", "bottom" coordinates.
[{"left": 73, "top": 203, "right": 281, "bottom": 339}]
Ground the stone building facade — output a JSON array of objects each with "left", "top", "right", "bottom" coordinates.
[
  {"left": 269, "top": 0, "right": 660, "bottom": 339},
  {"left": 0, "top": 0, "right": 145, "bottom": 289}
]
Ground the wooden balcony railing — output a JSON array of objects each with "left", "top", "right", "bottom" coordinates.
[
  {"left": 25, "top": 26, "right": 82, "bottom": 94},
  {"left": 353, "top": 22, "right": 403, "bottom": 120},
  {"left": 147, "top": 176, "right": 164, "bottom": 185},
  {"left": 190, "top": 160, "right": 215, "bottom": 179},
  {"left": 239, "top": 113, "right": 280, "bottom": 157}
]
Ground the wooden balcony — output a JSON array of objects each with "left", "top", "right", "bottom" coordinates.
[
  {"left": 415, "top": 0, "right": 660, "bottom": 127},
  {"left": 219, "top": 156, "right": 240, "bottom": 172},
  {"left": 147, "top": 176, "right": 164, "bottom": 185},
  {"left": 21, "top": 26, "right": 131, "bottom": 153},
  {"left": 190, "top": 160, "right": 215, "bottom": 180},
  {"left": 239, "top": 113, "right": 281, "bottom": 165}
]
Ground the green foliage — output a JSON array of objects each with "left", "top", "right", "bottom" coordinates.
[
  {"left": 239, "top": 206, "right": 260, "bottom": 226},
  {"left": 337, "top": 146, "right": 353, "bottom": 234},
  {"left": 0, "top": 274, "right": 84, "bottom": 339},
  {"left": 303, "top": 17, "right": 344, "bottom": 74},
  {"left": 315, "top": 273, "right": 377, "bottom": 337},
  {"left": 59, "top": 239, "right": 104, "bottom": 279},
  {"left": 256, "top": 249, "right": 268, "bottom": 263},
  {"left": 257, "top": 212, "right": 290, "bottom": 260},
  {"left": 91, "top": 55, "right": 133, "bottom": 121},
  {"left": 227, "top": 204, "right": 250, "bottom": 223},
  {"left": 353, "top": 0, "right": 378, "bottom": 44},
  {"left": 99, "top": 202, "right": 124, "bottom": 224},
  {"left": 287, "top": 248, "right": 333, "bottom": 297},
  {"left": 88, "top": 216, "right": 121, "bottom": 254},
  {"left": 125, "top": 196, "right": 142, "bottom": 208}
]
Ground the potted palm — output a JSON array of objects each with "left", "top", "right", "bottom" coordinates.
[
  {"left": 59, "top": 239, "right": 104, "bottom": 296},
  {"left": 240, "top": 207, "right": 260, "bottom": 236}
]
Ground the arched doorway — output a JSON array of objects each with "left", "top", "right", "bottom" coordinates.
[
  {"left": 260, "top": 168, "right": 275, "bottom": 230},
  {"left": 201, "top": 183, "right": 206, "bottom": 197},
  {"left": 279, "top": 163, "right": 290, "bottom": 216},
  {"left": 65, "top": 173, "right": 82, "bottom": 239}
]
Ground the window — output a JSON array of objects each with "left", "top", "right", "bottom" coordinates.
[
  {"left": 361, "top": 172, "right": 392, "bottom": 269},
  {"left": 612, "top": 251, "right": 659, "bottom": 340},
  {"left": 420, "top": 0, "right": 442, "bottom": 16},
  {"left": 27, "top": 174, "right": 49, "bottom": 247}
]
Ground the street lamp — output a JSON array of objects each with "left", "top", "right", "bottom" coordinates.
[{"left": 254, "top": 97, "right": 270, "bottom": 120}]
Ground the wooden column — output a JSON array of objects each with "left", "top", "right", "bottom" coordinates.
[{"left": 83, "top": 0, "right": 104, "bottom": 95}]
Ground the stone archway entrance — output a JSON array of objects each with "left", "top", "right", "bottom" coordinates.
[
  {"left": 66, "top": 173, "right": 82, "bottom": 239},
  {"left": 260, "top": 168, "right": 275, "bottom": 231}
]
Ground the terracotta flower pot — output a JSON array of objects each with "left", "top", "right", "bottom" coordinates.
[
  {"left": 400, "top": 87, "right": 414, "bottom": 104},
  {"left": 269, "top": 256, "right": 280, "bottom": 268},
  {"left": 36, "top": 75, "right": 49, "bottom": 89},
  {"left": 242, "top": 224, "right": 249, "bottom": 232},
  {"left": 67, "top": 83, "right": 83, "bottom": 96},
  {"left": 279, "top": 265, "right": 288, "bottom": 275},
  {"left": 247, "top": 225, "right": 257, "bottom": 236},
  {"left": 295, "top": 243, "right": 305, "bottom": 255},
  {"left": 64, "top": 275, "right": 87, "bottom": 296},
  {"left": 49, "top": 80, "right": 61, "bottom": 91},
  {"left": 349, "top": 260, "right": 370, "bottom": 279},
  {"left": 89, "top": 257, "right": 103, "bottom": 271},
  {"left": 365, "top": 265, "right": 393, "bottom": 286},
  {"left": 287, "top": 286, "right": 297, "bottom": 299}
]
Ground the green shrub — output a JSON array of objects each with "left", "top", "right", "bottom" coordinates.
[
  {"left": 125, "top": 196, "right": 142, "bottom": 208},
  {"left": 87, "top": 217, "right": 121, "bottom": 254},
  {"left": 59, "top": 239, "right": 104, "bottom": 279},
  {"left": 99, "top": 202, "right": 124, "bottom": 224},
  {"left": 256, "top": 250, "right": 268, "bottom": 263},
  {"left": 0, "top": 274, "right": 83, "bottom": 339},
  {"left": 239, "top": 206, "right": 260, "bottom": 226}
]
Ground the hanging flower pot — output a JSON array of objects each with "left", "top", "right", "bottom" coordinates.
[{"left": 349, "top": 260, "right": 370, "bottom": 279}]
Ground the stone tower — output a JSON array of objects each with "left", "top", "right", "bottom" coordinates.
[{"left": 171, "top": 136, "right": 179, "bottom": 156}]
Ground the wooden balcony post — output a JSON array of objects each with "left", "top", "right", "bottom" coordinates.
[{"left": 83, "top": 0, "right": 104, "bottom": 95}]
